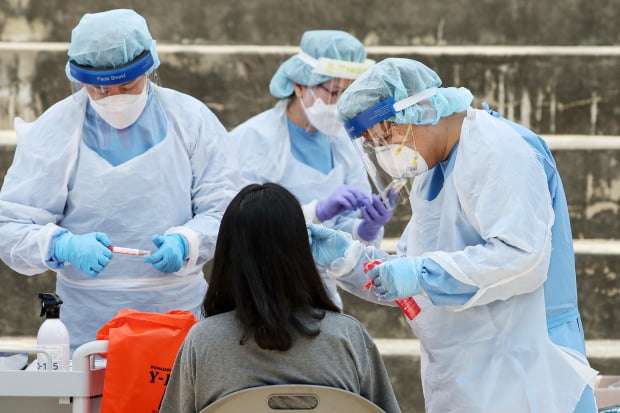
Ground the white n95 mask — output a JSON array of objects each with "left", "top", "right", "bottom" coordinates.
[
  {"left": 375, "top": 144, "right": 429, "bottom": 178},
  {"left": 303, "top": 98, "right": 343, "bottom": 136},
  {"left": 88, "top": 83, "right": 149, "bottom": 129}
]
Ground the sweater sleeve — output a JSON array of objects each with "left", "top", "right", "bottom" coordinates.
[
  {"left": 357, "top": 326, "right": 402, "bottom": 413},
  {"left": 160, "top": 335, "right": 197, "bottom": 413}
]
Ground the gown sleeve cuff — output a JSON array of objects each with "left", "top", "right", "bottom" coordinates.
[{"left": 302, "top": 199, "right": 321, "bottom": 224}]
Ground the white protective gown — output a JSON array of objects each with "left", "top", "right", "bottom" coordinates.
[
  {"left": 0, "top": 86, "right": 240, "bottom": 350},
  {"left": 230, "top": 100, "right": 377, "bottom": 308},
  {"left": 334, "top": 108, "right": 596, "bottom": 413}
]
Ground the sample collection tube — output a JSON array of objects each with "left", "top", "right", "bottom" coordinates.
[{"left": 107, "top": 245, "right": 151, "bottom": 257}]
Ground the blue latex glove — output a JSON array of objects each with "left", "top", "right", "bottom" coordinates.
[
  {"left": 315, "top": 185, "right": 369, "bottom": 222},
  {"left": 357, "top": 191, "right": 397, "bottom": 241},
  {"left": 54, "top": 232, "right": 113, "bottom": 277},
  {"left": 367, "top": 257, "right": 423, "bottom": 300},
  {"left": 143, "top": 234, "right": 188, "bottom": 273},
  {"left": 307, "top": 223, "right": 351, "bottom": 268}
]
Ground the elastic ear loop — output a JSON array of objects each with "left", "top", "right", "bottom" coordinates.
[
  {"left": 410, "top": 124, "right": 420, "bottom": 167},
  {"left": 394, "top": 123, "right": 419, "bottom": 167}
]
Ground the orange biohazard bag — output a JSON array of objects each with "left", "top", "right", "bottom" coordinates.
[{"left": 96, "top": 308, "right": 197, "bottom": 413}]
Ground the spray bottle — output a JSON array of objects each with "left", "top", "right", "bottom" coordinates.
[{"left": 36, "top": 292, "right": 70, "bottom": 371}]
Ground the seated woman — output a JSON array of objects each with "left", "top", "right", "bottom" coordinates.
[{"left": 160, "top": 183, "right": 401, "bottom": 413}]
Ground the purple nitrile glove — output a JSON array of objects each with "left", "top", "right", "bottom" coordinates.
[
  {"left": 315, "top": 185, "right": 369, "bottom": 222},
  {"left": 357, "top": 190, "right": 397, "bottom": 241}
]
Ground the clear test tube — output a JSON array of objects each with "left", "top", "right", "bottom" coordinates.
[{"left": 107, "top": 246, "right": 151, "bottom": 257}]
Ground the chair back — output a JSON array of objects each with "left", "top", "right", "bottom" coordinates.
[{"left": 199, "top": 384, "right": 386, "bottom": 413}]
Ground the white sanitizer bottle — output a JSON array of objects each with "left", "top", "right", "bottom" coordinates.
[{"left": 36, "top": 292, "right": 70, "bottom": 371}]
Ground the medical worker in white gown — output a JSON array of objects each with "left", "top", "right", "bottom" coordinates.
[
  {"left": 308, "top": 58, "right": 598, "bottom": 413},
  {"left": 231, "top": 30, "right": 393, "bottom": 308},
  {"left": 0, "top": 9, "right": 240, "bottom": 351}
]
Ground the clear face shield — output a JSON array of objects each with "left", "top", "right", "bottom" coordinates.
[
  {"left": 297, "top": 51, "right": 375, "bottom": 136},
  {"left": 344, "top": 88, "right": 438, "bottom": 207}
]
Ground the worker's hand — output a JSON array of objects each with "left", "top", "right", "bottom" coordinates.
[
  {"left": 307, "top": 223, "right": 351, "bottom": 268},
  {"left": 367, "top": 257, "right": 423, "bottom": 300},
  {"left": 357, "top": 191, "right": 397, "bottom": 241},
  {"left": 54, "top": 232, "right": 113, "bottom": 277},
  {"left": 143, "top": 234, "right": 187, "bottom": 273},
  {"left": 315, "top": 185, "right": 369, "bottom": 222}
]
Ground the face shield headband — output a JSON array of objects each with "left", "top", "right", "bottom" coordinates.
[
  {"left": 69, "top": 50, "right": 154, "bottom": 86},
  {"left": 297, "top": 51, "right": 375, "bottom": 80},
  {"left": 344, "top": 87, "right": 438, "bottom": 139}
]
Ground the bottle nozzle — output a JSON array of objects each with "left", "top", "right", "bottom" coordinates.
[{"left": 38, "top": 292, "right": 63, "bottom": 318}]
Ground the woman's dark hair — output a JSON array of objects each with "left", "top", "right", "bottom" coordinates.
[{"left": 203, "top": 183, "right": 340, "bottom": 351}]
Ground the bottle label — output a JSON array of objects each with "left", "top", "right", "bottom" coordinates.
[
  {"left": 37, "top": 345, "right": 66, "bottom": 371},
  {"left": 394, "top": 297, "right": 422, "bottom": 320}
]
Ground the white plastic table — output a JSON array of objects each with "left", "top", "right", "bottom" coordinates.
[{"left": 0, "top": 340, "right": 108, "bottom": 413}]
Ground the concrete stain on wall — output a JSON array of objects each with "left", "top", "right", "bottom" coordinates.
[{"left": 584, "top": 171, "right": 620, "bottom": 220}]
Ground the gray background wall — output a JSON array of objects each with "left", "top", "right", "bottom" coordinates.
[{"left": 0, "top": 1, "right": 619, "bottom": 412}]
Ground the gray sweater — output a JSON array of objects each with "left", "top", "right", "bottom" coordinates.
[{"left": 160, "top": 310, "right": 401, "bottom": 413}]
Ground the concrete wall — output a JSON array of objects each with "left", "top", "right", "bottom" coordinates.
[
  {"left": 1, "top": 46, "right": 620, "bottom": 133},
  {"left": 1, "top": 0, "right": 619, "bottom": 46},
  {"left": 1, "top": 2, "right": 619, "bottom": 412}
]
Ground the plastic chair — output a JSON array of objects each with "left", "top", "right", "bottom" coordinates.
[{"left": 199, "top": 384, "right": 386, "bottom": 412}]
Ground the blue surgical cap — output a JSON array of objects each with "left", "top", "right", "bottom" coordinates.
[
  {"left": 65, "top": 9, "right": 160, "bottom": 82},
  {"left": 338, "top": 58, "right": 474, "bottom": 126},
  {"left": 269, "top": 30, "right": 367, "bottom": 99}
]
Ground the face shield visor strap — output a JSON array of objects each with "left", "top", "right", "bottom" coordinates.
[
  {"left": 343, "top": 87, "right": 439, "bottom": 139},
  {"left": 69, "top": 50, "right": 154, "bottom": 86},
  {"left": 395, "top": 123, "right": 412, "bottom": 156},
  {"left": 297, "top": 51, "right": 375, "bottom": 80}
]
